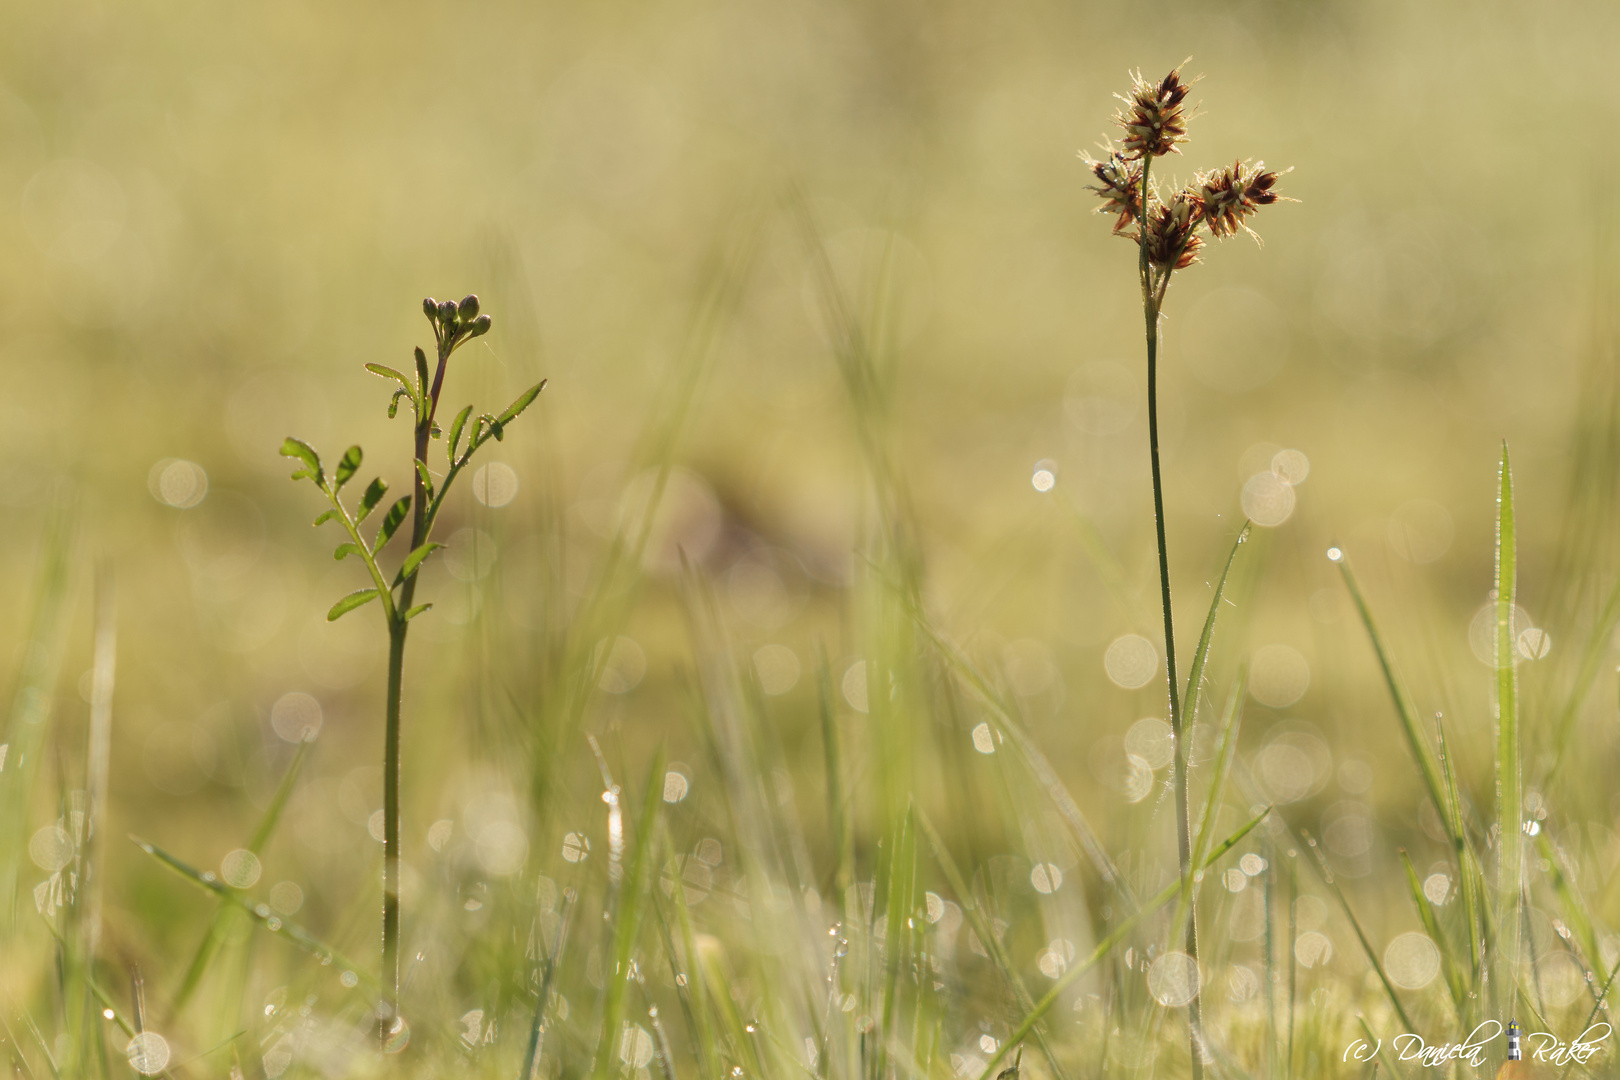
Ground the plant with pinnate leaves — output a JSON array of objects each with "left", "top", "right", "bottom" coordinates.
[{"left": 279, "top": 293, "right": 544, "bottom": 1047}]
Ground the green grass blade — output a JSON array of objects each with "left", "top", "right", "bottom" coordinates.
[
  {"left": 816, "top": 644, "right": 853, "bottom": 899},
  {"left": 1335, "top": 553, "right": 1457, "bottom": 845},
  {"left": 1536, "top": 832, "right": 1604, "bottom": 994},
  {"left": 1181, "top": 523, "right": 1252, "bottom": 730},
  {"left": 1398, "top": 848, "right": 1467, "bottom": 1017},
  {"left": 590, "top": 751, "right": 666, "bottom": 1080},
  {"left": 1296, "top": 831, "right": 1416, "bottom": 1034},
  {"left": 172, "top": 736, "right": 317, "bottom": 1011},
  {"left": 971, "top": 807, "right": 1272, "bottom": 1080},
  {"left": 1168, "top": 667, "right": 1247, "bottom": 951},
  {"left": 1435, "top": 713, "right": 1488, "bottom": 1003},
  {"left": 131, "top": 836, "right": 373, "bottom": 986},
  {"left": 913, "top": 807, "right": 1068, "bottom": 1080},
  {"left": 520, "top": 884, "right": 577, "bottom": 1080},
  {"left": 1495, "top": 443, "right": 1523, "bottom": 1018}
]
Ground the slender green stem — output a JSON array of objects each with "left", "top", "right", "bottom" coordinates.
[
  {"left": 379, "top": 341, "right": 449, "bottom": 1045},
  {"left": 1138, "top": 152, "right": 1202, "bottom": 1080}
]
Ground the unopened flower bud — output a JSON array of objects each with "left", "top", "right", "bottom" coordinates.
[
  {"left": 423, "top": 297, "right": 439, "bottom": 321},
  {"left": 438, "top": 300, "right": 459, "bottom": 325},
  {"left": 470, "top": 314, "right": 492, "bottom": 337},
  {"left": 458, "top": 294, "right": 480, "bottom": 320}
]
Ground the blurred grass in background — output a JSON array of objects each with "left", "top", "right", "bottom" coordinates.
[{"left": 5, "top": 0, "right": 1620, "bottom": 1077}]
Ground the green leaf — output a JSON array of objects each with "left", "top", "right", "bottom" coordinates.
[
  {"left": 358, "top": 477, "right": 388, "bottom": 523},
  {"left": 404, "top": 603, "right": 432, "bottom": 620},
  {"left": 1181, "top": 522, "right": 1251, "bottom": 730},
  {"left": 374, "top": 496, "right": 411, "bottom": 551},
  {"left": 414, "top": 347, "right": 430, "bottom": 400},
  {"left": 485, "top": 413, "right": 504, "bottom": 442},
  {"left": 334, "top": 445, "right": 363, "bottom": 488},
  {"left": 312, "top": 509, "right": 339, "bottom": 527},
  {"left": 497, "top": 379, "right": 547, "bottom": 427},
  {"left": 279, "top": 437, "right": 323, "bottom": 484},
  {"left": 387, "top": 387, "right": 411, "bottom": 419},
  {"left": 365, "top": 363, "right": 415, "bottom": 394},
  {"left": 333, "top": 542, "right": 362, "bottom": 561},
  {"left": 327, "top": 588, "right": 380, "bottom": 621},
  {"left": 447, "top": 404, "right": 473, "bottom": 462},
  {"left": 414, "top": 459, "right": 435, "bottom": 501},
  {"left": 397, "top": 541, "right": 444, "bottom": 583}
]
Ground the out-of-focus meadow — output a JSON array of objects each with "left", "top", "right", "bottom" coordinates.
[{"left": 6, "top": 0, "right": 1620, "bottom": 1077}]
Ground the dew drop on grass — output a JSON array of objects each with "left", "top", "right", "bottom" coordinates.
[
  {"left": 1384, "top": 932, "right": 1440, "bottom": 989},
  {"left": 1124, "top": 717, "right": 1173, "bottom": 769},
  {"left": 1103, "top": 635, "right": 1158, "bottom": 689},
  {"left": 221, "top": 848, "right": 261, "bottom": 888},
  {"left": 1030, "top": 863, "right": 1062, "bottom": 894},
  {"left": 1241, "top": 471, "right": 1295, "bottom": 527},
  {"left": 662, "top": 769, "right": 690, "bottom": 803},
  {"left": 970, "top": 723, "right": 995, "bottom": 754},
  {"left": 752, "top": 644, "right": 800, "bottom": 695},
  {"left": 1249, "top": 644, "right": 1310, "bottom": 708},
  {"left": 382, "top": 1016, "right": 411, "bottom": 1054},
  {"left": 842, "top": 661, "right": 868, "bottom": 712},
  {"left": 28, "top": 825, "right": 72, "bottom": 872},
  {"left": 1031, "top": 460, "right": 1056, "bottom": 492},
  {"left": 340, "top": 970, "right": 358, "bottom": 988},
  {"left": 269, "top": 692, "right": 323, "bottom": 743},
  {"left": 1294, "top": 931, "right": 1333, "bottom": 968},
  {"left": 562, "top": 832, "right": 590, "bottom": 862},
  {"left": 1423, "top": 872, "right": 1451, "bottom": 905},
  {"left": 1147, "top": 951, "right": 1200, "bottom": 1007},
  {"left": 472, "top": 462, "right": 519, "bottom": 507},
  {"left": 148, "top": 459, "right": 208, "bottom": 509},
  {"left": 269, "top": 880, "right": 303, "bottom": 914},
  {"left": 1239, "top": 853, "right": 1267, "bottom": 876},
  {"left": 125, "top": 1032, "right": 171, "bottom": 1076}
]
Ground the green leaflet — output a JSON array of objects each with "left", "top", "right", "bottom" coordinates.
[{"left": 327, "top": 588, "right": 380, "bottom": 621}]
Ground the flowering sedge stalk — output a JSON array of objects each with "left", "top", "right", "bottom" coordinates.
[
  {"left": 281, "top": 295, "right": 545, "bottom": 1048},
  {"left": 1085, "top": 65, "right": 1286, "bottom": 1078}
]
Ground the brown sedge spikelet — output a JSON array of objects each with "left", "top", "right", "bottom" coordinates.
[
  {"left": 1195, "top": 159, "right": 1287, "bottom": 240},
  {"left": 1142, "top": 191, "right": 1204, "bottom": 271},
  {"left": 1114, "top": 65, "right": 1194, "bottom": 159},
  {"left": 1083, "top": 146, "right": 1144, "bottom": 233}
]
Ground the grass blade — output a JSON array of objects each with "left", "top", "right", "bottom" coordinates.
[
  {"left": 1181, "top": 523, "right": 1252, "bottom": 730},
  {"left": 913, "top": 807, "right": 1068, "bottom": 1080},
  {"left": 971, "top": 807, "right": 1272, "bottom": 1080},
  {"left": 1398, "top": 848, "right": 1466, "bottom": 1017},
  {"left": 1296, "top": 830, "right": 1416, "bottom": 1034},
  {"left": 172, "top": 736, "right": 317, "bottom": 1011},
  {"left": 131, "top": 835, "right": 372, "bottom": 986},
  {"left": 1334, "top": 552, "right": 1457, "bottom": 845},
  {"left": 1495, "top": 443, "right": 1522, "bottom": 1018}
]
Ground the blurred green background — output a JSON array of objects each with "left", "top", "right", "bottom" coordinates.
[{"left": 6, "top": 0, "right": 1620, "bottom": 1073}]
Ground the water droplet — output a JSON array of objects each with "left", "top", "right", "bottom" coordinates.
[
  {"left": 1147, "top": 952, "right": 1201, "bottom": 1007},
  {"left": 125, "top": 1032, "right": 171, "bottom": 1076},
  {"left": 1325, "top": 547, "right": 1343, "bottom": 562}
]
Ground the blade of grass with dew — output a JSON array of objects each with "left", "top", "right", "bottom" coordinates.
[
  {"left": 0, "top": 501, "right": 75, "bottom": 935},
  {"left": 816, "top": 644, "right": 853, "bottom": 900},
  {"left": 172, "top": 735, "right": 317, "bottom": 1011},
  {"left": 1435, "top": 713, "right": 1486, "bottom": 998},
  {"left": 1334, "top": 552, "right": 1459, "bottom": 848},
  {"left": 130, "top": 836, "right": 374, "bottom": 987},
  {"left": 1495, "top": 443, "right": 1523, "bottom": 1021},
  {"left": 655, "top": 836, "right": 724, "bottom": 1080},
  {"left": 1547, "top": 574, "right": 1620, "bottom": 781},
  {"left": 1181, "top": 523, "right": 1252, "bottom": 731},
  {"left": 1397, "top": 848, "right": 1466, "bottom": 1018},
  {"left": 1167, "top": 667, "right": 1249, "bottom": 956},
  {"left": 912, "top": 806, "right": 1069, "bottom": 1080},
  {"left": 971, "top": 807, "right": 1272, "bottom": 1080},
  {"left": 520, "top": 883, "right": 577, "bottom": 1080},
  {"left": 1557, "top": 950, "right": 1620, "bottom": 1080},
  {"left": 1537, "top": 831, "right": 1605, "bottom": 996},
  {"left": 891, "top": 583, "right": 1135, "bottom": 909},
  {"left": 591, "top": 751, "right": 667, "bottom": 1080},
  {"left": 1294, "top": 829, "right": 1416, "bottom": 1034}
]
